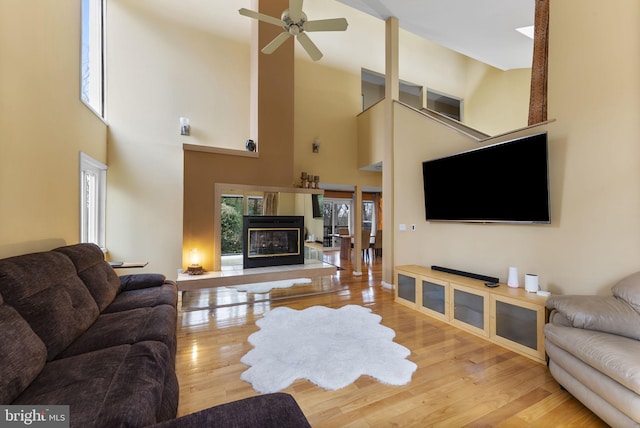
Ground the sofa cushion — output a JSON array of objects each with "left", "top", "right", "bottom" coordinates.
[
  {"left": 54, "top": 243, "right": 121, "bottom": 312},
  {"left": 0, "top": 295, "right": 47, "bottom": 404},
  {"left": 103, "top": 282, "right": 178, "bottom": 314},
  {"left": 547, "top": 348, "right": 640, "bottom": 426},
  {"left": 544, "top": 324, "right": 640, "bottom": 395},
  {"left": 545, "top": 295, "right": 640, "bottom": 340},
  {"left": 120, "top": 273, "right": 167, "bottom": 291},
  {"left": 0, "top": 251, "right": 99, "bottom": 360},
  {"left": 612, "top": 271, "right": 640, "bottom": 313},
  {"left": 57, "top": 304, "right": 177, "bottom": 361},
  {"left": 152, "top": 393, "right": 311, "bottom": 428},
  {"left": 14, "top": 341, "right": 173, "bottom": 428}
]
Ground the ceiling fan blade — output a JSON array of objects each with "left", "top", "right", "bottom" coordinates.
[
  {"left": 304, "top": 18, "right": 348, "bottom": 32},
  {"left": 262, "top": 32, "right": 292, "bottom": 54},
  {"left": 288, "top": 0, "right": 304, "bottom": 22},
  {"left": 296, "top": 32, "right": 323, "bottom": 61},
  {"left": 239, "top": 8, "right": 284, "bottom": 28}
]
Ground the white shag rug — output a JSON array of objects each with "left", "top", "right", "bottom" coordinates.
[
  {"left": 240, "top": 304, "right": 417, "bottom": 393},
  {"left": 227, "top": 278, "right": 312, "bottom": 294}
]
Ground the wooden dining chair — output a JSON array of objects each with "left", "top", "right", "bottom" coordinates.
[
  {"left": 373, "top": 230, "right": 382, "bottom": 258},
  {"left": 361, "top": 229, "right": 372, "bottom": 262}
]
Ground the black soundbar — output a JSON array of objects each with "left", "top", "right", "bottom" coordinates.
[{"left": 431, "top": 265, "right": 499, "bottom": 284}]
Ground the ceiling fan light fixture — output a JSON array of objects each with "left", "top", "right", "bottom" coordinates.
[{"left": 238, "top": 0, "right": 347, "bottom": 61}]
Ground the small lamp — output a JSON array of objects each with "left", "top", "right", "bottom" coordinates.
[
  {"left": 179, "top": 117, "right": 190, "bottom": 136},
  {"left": 186, "top": 248, "right": 203, "bottom": 275}
]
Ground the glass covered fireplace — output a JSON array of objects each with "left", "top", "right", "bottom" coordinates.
[{"left": 242, "top": 216, "right": 305, "bottom": 268}]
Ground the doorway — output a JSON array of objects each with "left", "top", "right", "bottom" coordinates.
[{"left": 323, "top": 198, "right": 351, "bottom": 249}]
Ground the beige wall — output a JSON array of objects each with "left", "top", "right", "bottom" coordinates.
[
  {"left": 0, "top": 1, "right": 107, "bottom": 258},
  {"left": 464, "top": 64, "right": 531, "bottom": 135},
  {"left": 394, "top": 0, "right": 640, "bottom": 296},
  {"left": 294, "top": 60, "right": 382, "bottom": 188},
  {"left": 105, "top": 0, "right": 258, "bottom": 276},
  {"left": 357, "top": 102, "right": 386, "bottom": 169}
]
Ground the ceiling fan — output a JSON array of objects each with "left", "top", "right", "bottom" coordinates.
[{"left": 239, "top": 0, "right": 348, "bottom": 61}]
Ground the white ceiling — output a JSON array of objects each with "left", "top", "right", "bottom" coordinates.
[
  {"left": 335, "top": 0, "right": 535, "bottom": 70},
  {"left": 144, "top": 0, "right": 534, "bottom": 71}
]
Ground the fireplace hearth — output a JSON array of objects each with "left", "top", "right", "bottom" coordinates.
[{"left": 243, "top": 216, "right": 305, "bottom": 269}]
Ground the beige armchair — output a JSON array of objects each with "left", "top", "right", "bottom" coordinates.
[{"left": 544, "top": 271, "right": 640, "bottom": 427}]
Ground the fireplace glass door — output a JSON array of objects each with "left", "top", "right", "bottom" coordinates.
[
  {"left": 243, "top": 216, "right": 305, "bottom": 268},
  {"left": 248, "top": 228, "right": 300, "bottom": 258}
]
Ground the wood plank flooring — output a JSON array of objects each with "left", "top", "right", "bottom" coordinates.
[{"left": 175, "top": 251, "right": 607, "bottom": 427}]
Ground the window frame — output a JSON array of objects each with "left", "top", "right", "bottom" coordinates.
[
  {"left": 80, "top": 0, "right": 106, "bottom": 119},
  {"left": 80, "top": 152, "right": 107, "bottom": 250}
]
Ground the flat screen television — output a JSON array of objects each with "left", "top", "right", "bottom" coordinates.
[
  {"left": 422, "top": 132, "right": 550, "bottom": 224},
  {"left": 311, "top": 194, "right": 323, "bottom": 218}
]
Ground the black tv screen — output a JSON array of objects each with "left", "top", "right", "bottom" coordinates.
[
  {"left": 311, "top": 194, "right": 323, "bottom": 218},
  {"left": 422, "top": 132, "right": 550, "bottom": 223}
]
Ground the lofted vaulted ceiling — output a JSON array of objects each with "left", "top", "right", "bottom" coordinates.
[
  {"left": 150, "top": 0, "right": 533, "bottom": 71},
  {"left": 335, "top": 0, "right": 534, "bottom": 70}
]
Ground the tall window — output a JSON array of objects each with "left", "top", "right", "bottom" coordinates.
[
  {"left": 220, "top": 194, "right": 264, "bottom": 256},
  {"left": 80, "top": 153, "right": 107, "bottom": 249},
  {"left": 363, "top": 201, "right": 374, "bottom": 231},
  {"left": 81, "top": 0, "right": 105, "bottom": 118}
]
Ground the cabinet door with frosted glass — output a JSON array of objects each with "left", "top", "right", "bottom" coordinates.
[
  {"left": 449, "top": 284, "right": 489, "bottom": 338},
  {"left": 490, "top": 294, "right": 546, "bottom": 362},
  {"left": 419, "top": 277, "right": 449, "bottom": 322},
  {"left": 395, "top": 271, "right": 417, "bottom": 309}
]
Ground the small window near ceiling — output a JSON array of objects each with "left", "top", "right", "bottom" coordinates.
[
  {"left": 81, "top": 0, "right": 105, "bottom": 118},
  {"left": 426, "top": 89, "right": 463, "bottom": 121},
  {"left": 80, "top": 153, "right": 107, "bottom": 249},
  {"left": 361, "top": 68, "right": 424, "bottom": 111}
]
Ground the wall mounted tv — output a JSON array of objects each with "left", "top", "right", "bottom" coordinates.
[{"left": 422, "top": 132, "right": 550, "bottom": 224}]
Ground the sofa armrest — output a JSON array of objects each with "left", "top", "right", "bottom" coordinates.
[
  {"left": 546, "top": 295, "right": 640, "bottom": 340},
  {"left": 120, "top": 273, "right": 168, "bottom": 291},
  {"left": 150, "top": 393, "right": 311, "bottom": 428}
]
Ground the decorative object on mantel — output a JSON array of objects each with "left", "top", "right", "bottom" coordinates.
[
  {"left": 179, "top": 117, "right": 190, "bottom": 136},
  {"left": 186, "top": 248, "right": 204, "bottom": 275},
  {"left": 240, "top": 305, "right": 417, "bottom": 393},
  {"left": 245, "top": 139, "right": 256, "bottom": 152},
  {"left": 312, "top": 138, "right": 320, "bottom": 153},
  {"left": 299, "top": 172, "right": 319, "bottom": 189}
]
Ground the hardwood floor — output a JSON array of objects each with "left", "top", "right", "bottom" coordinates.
[{"left": 175, "top": 251, "right": 607, "bottom": 427}]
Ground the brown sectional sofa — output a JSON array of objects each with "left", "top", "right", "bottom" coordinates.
[
  {"left": 0, "top": 243, "right": 311, "bottom": 428},
  {"left": 0, "top": 243, "right": 179, "bottom": 427}
]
